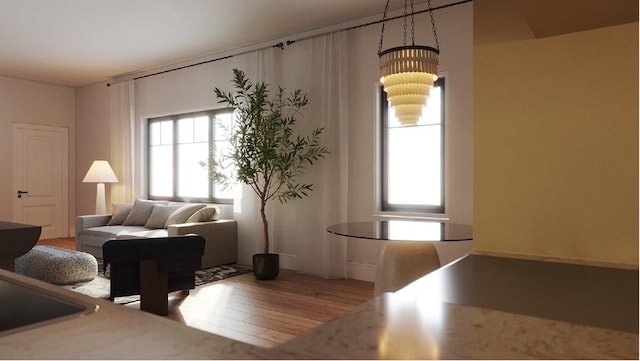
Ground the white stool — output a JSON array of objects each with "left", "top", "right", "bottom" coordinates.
[{"left": 373, "top": 241, "right": 440, "bottom": 297}]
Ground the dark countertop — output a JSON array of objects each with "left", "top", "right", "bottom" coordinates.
[{"left": 398, "top": 254, "right": 638, "bottom": 333}]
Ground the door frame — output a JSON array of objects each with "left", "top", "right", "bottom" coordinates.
[{"left": 12, "top": 122, "right": 69, "bottom": 238}]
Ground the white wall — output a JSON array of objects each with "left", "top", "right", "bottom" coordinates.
[
  {"left": 345, "top": 2, "right": 474, "bottom": 274},
  {"left": 0, "top": 75, "right": 76, "bottom": 233},
  {"left": 75, "top": 1, "right": 473, "bottom": 279},
  {"left": 76, "top": 82, "right": 111, "bottom": 216}
]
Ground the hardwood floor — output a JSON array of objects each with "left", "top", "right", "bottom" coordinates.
[
  {"left": 36, "top": 237, "right": 374, "bottom": 348},
  {"left": 36, "top": 237, "right": 78, "bottom": 249}
]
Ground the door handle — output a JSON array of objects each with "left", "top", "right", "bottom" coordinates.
[{"left": 17, "top": 190, "right": 28, "bottom": 198}]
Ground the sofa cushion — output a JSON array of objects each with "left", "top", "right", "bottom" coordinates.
[
  {"left": 123, "top": 199, "right": 168, "bottom": 226},
  {"left": 145, "top": 204, "right": 182, "bottom": 229},
  {"left": 79, "top": 226, "right": 150, "bottom": 248},
  {"left": 115, "top": 228, "right": 169, "bottom": 239},
  {"left": 186, "top": 206, "right": 220, "bottom": 222},
  {"left": 165, "top": 204, "right": 205, "bottom": 227},
  {"left": 107, "top": 203, "right": 133, "bottom": 226},
  {"left": 79, "top": 226, "right": 171, "bottom": 247}
]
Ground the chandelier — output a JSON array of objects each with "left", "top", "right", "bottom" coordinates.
[{"left": 378, "top": 0, "right": 440, "bottom": 126}]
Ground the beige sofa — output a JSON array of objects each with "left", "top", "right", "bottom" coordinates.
[{"left": 76, "top": 199, "right": 237, "bottom": 269}]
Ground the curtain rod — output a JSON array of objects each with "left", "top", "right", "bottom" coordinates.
[{"left": 107, "top": 0, "right": 472, "bottom": 86}]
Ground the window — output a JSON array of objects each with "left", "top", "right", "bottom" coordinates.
[
  {"left": 147, "top": 109, "right": 235, "bottom": 202},
  {"left": 379, "top": 77, "right": 445, "bottom": 214}
]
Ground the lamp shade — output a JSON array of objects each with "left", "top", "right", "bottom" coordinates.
[{"left": 82, "top": 160, "right": 118, "bottom": 183}]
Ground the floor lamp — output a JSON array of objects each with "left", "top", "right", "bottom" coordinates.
[{"left": 82, "top": 160, "right": 119, "bottom": 215}]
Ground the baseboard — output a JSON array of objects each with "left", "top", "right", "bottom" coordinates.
[
  {"left": 473, "top": 249, "right": 640, "bottom": 270},
  {"left": 346, "top": 262, "right": 376, "bottom": 282},
  {"left": 278, "top": 252, "right": 297, "bottom": 271},
  {"left": 279, "top": 254, "right": 376, "bottom": 282}
]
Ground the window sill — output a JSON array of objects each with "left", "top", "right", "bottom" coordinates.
[{"left": 373, "top": 211, "right": 449, "bottom": 221}]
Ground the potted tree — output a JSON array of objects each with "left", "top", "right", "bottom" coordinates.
[{"left": 209, "top": 69, "right": 329, "bottom": 280}]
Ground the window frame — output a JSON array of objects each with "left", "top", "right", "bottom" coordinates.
[
  {"left": 146, "top": 108, "right": 234, "bottom": 204},
  {"left": 378, "top": 77, "right": 446, "bottom": 215}
]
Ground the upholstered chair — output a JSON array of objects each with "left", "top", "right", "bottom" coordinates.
[{"left": 103, "top": 235, "right": 205, "bottom": 315}]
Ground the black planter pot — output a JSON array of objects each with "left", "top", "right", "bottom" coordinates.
[{"left": 252, "top": 253, "right": 279, "bottom": 280}]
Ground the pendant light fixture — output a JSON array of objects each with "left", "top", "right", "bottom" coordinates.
[{"left": 378, "top": 0, "right": 440, "bottom": 126}]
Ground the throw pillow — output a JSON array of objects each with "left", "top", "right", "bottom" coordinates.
[
  {"left": 144, "top": 204, "right": 182, "bottom": 229},
  {"left": 122, "top": 199, "right": 168, "bottom": 226},
  {"left": 165, "top": 204, "right": 205, "bottom": 227},
  {"left": 185, "top": 206, "right": 220, "bottom": 223},
  {"left": 107, "top": 203, "right": 133, "bottom": 226}
]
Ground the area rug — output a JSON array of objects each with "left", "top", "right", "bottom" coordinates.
[{"left": 62, "top": 261, "right": 251, "bottom": 304}]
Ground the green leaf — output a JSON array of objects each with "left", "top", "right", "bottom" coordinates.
[{"left": 210, "top": 69, "right": 330, "bottom": 252}]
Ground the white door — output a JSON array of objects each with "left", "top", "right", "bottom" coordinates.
[{"left": 12, "top": 123, "right": 69, "bottom": 239}]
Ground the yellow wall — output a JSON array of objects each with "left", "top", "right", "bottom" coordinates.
[{"left": 473, "top": 0, "right": 638, "bottom": 267}]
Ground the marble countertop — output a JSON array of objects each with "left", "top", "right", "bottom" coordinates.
[
  {"left": 269, "top": 293, "right": 637, "bottom": 359},
  {"left": 1, "top": 255, "right": 637, "bottom": 359},
  {"left": 269, "top": 254, "right": 638, "bottom": 359},
  {"left": 0, "top": 270, "right": 263, "bottom": 359}
]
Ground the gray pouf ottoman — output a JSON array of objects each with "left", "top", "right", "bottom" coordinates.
[{"left": 15, "top": 246, "right": 98, "bottom": 285}]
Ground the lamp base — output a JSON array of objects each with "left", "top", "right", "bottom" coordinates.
[{"left": 95, "top": 183, "right": 107, "bottom": 215}]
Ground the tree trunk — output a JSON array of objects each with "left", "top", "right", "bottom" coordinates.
[{"left": 260, "top": 198, "right": 269, "bottom": 254}]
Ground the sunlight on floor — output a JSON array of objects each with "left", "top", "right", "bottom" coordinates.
[{"left": 179, "top": 283, "right": 234, "bottom": 327}]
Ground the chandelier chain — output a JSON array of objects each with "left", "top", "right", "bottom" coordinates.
[
  {"left": 379, "top": 0, "right": 439, "bottom": 52},
  {"left": 377, "top": 0, "right": 391, "bottom": 55},
  {"left": 410, "top": 0, "right": 415, "bottom": 45},
  {"left": 402, "top": 0, "right": 408, "bottom": 46},
  {"left": 427, "top": 0, "right": 440, "bottom": 50}
]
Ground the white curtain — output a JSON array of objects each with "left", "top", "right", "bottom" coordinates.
[
  {"left": 109, "top": 80, "right": 135, "bottom": 204},
  {"left": 307, "top": 31, "right": 349, "bottom": 278},
  {"left": 233, "top": 48, "right": 280, "bottom": 261},
  {"left": 235, "top": 34, "right": 349, "bottom": 278},
  {"left": 270, "top": 33, "right": 349, "bottom": 278},
  {"left": 244, "top": 46, "right": 278, "bottom": 86}
]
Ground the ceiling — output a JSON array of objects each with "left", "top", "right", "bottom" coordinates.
[
  {"left": 2, "top": 1, "right": 636, "bottom": 88},
  {"left": 0, "top": 0, "right": 408, "bottom": 88},
  {"left": 517, "top": 0, "right": 638, "bottom": 38}
]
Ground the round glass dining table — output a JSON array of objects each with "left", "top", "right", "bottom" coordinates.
[{"left": 327, "top": 220, "right": 472, "bottom": 242}]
